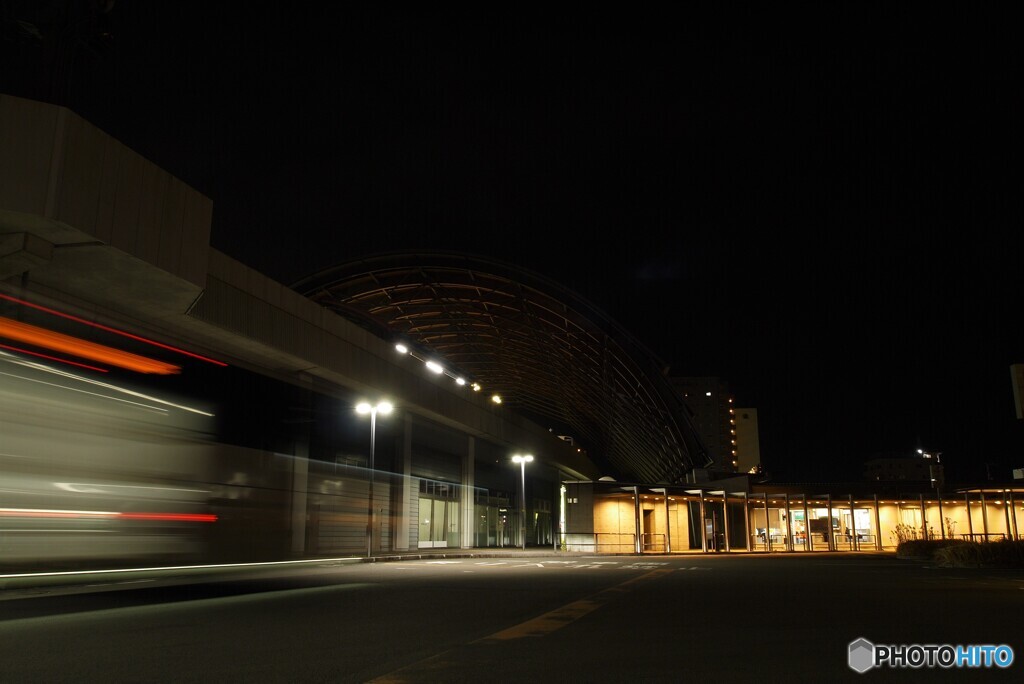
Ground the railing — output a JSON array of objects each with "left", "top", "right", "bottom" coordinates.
[
  {"left": 960, "top": 533, "right": 1007, "bottom": 542},
  {"left": 641, "top": 533, "right": 666, "bottom": 552},
  {"left": 562, "top": 532, "right": 635, "bottom": 553}
]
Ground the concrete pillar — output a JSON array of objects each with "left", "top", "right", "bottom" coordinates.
[
  {"left": 873, "top": 494, "right": 882, "bottom": 551},
  {"left": 1010, "top": 490, "right": 1019, "bottom": 540},
  {"left": 664, "top": 489, "right": 672, "bottom": 554},
  {"left": 461, "top": 436, "right": 475, "bottom": 549},
  {"left": 743, "top": 492, "right": 751, "bottom": 551},
  {"left": 981, "top": 491, "right": 989, "bottom": 538},
  {"left": 798, "top": 497, "right": 806, "bottom": 548},
  {"left": 919, "top": 493, "right": 927, "bottom": 541},
  {"left": 290, "top": 439, "right": 309, "bottom": 555},
  {"left": 722, "top": 492, "right": 731, "bottom": 553},
  {"left": 1004, "top": 493, "right": 1012, "bottom": 541},
  {"left": 965, "top": 492, "right": 974, "bottom": 538},
  {"left": 634, "top": 486, "right": 642, "bottom": 554},
  {"left": 938, "top": 496, "right": 945, "bottom": 540},
  {"left": 784, "top": 494, "right": 792, "bottom": 551},
  {"left": 763, "top": 494, "right": 771, "bottom": 552},
  {"left": 850, "top": 495, "right": 858, "bottom": 550},
  {"left": 396, "top": 413, "right": 413, "bottom": 550},
  {"left": 698, "top": 490, "right": 707, "bottom": 553},
  {"left": 823, "top": 491, "right": 831, "bottom": 548}
]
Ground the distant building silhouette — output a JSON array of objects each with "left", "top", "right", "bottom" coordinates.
[
  {"left": 733, "top": 407, "right": 761, "bottom": 474},
  {"left": 669, "top": 376, "right": 756, "bottom": 474}
]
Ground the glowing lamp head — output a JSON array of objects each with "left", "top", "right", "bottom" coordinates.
[
  {"left": 356, "top": 401, "right": 393, "bottom": 415},
  {"left": 512, "top": 454, "right": 534, "bottom": 464},
  {"left": 395, "top": 343, "right": 409, "bottom": 354},
  {"left": 491, "top": 394, "right": 502, "bottom": 404},
  {"left": 425, "top": 360, "right": 444, "bottom": 374}
]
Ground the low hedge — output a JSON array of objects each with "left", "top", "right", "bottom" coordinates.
[
  {"left": 932, "top": 539, "right": 1024, "bottom": 568},
  {"left": 896, "top": 538, "right": 1024, "bottom": 567},
  {"left": 895, "top": 538, "right": 969, "bottom": 560}
]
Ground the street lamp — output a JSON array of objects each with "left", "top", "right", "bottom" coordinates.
[
  {"left": 357, "top": 400, "right": 393, "bottom": 557},
  {"left": 512, "top": 454, "right": 533, "bottom": 550}
]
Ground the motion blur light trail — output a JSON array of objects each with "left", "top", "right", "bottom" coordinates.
[
  {"left": 0, "top": 556, "right": 365, "bottom": 580},
  {"left": 0, "top": 316, "right": 181, "bottom": 374},
  {"left": 0, "top": 341, "right": 109, "bottom": 372},
  {"left": 0, "top": 508, "right": 217, "bottom": 523},
  {"left": 0, "top": 293, "right": 226, "bottom": 367},
  {"left": 0, "top": 350, "right": 214, "bottom": 416}
]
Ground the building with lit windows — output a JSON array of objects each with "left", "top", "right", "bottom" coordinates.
[
  {"left": 1, "top": 94, "right": 1019, "bottom": 575},
  {"left": 733, "top": 407, "right": 761, "bottom": 474},
  {"left": 669, "top": 376, "right": 737, "bottom": 472}
]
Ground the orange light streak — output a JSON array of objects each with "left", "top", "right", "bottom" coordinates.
[
  {"left": 0, "top": 293, "right": 227, "bottom": 366},
  {"left": 0, "top": 316, "right": 181, "bottom": 375},
  {"left": 0, "top": 342, "right": 109, "bottom": 372}
]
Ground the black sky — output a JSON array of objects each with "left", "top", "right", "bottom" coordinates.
[{"left": 3, "top": 3, "right": 1022, "bottom": 483}]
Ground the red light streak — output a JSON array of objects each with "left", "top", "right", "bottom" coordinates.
[
  {"left": 118, "top": 513, "right": 218, "bottom": 523},
  {"left": 0, "top": 293, "right": 227, "bottom": 367},
  {"left": 0, "top": 508, "right": 217, "bottom": 522},
  {"left": 0, "top": 341, "right": 109, "bottom": 372}
]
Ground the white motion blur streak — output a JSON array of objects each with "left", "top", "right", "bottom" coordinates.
[{"left": 0, "top": 349, "right": 213, "bottom": 416}]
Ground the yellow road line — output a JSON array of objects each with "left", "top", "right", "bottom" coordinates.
[{"left": 369, "top": 568, "right": 672, "bottom": 682}]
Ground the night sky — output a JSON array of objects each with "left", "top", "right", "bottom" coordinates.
[{"left": 3, "top": 4, "right": 1022, "bottom": 483}]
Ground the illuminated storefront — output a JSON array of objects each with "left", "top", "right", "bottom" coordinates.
[{"left": 561, "top": 480, "right": 1023, "bottom": 553}]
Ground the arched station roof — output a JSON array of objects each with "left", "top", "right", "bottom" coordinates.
[{"left": 293, "top": 251, "right": 710, "bottom": 483}]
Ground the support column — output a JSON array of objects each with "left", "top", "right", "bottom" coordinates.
[
  {"left": 938, "top": 495, "right": 945, "bottom": 540},
  {"left": 634, "top": 486, "right": 643, "bottom": 554},
  {"left": 784, "top": 494, "right": 792, "bottom": 551},
  {"left": 802, "top": 495, "right": 810, "bottom": 551},
  {"left": 763, "top": 494, "right": 771, "bottom": 552},
  {"left": 1005, "top": 494, "right": 1013, "bottom": 541},
  {"left": 461, "top": 436, "right": 475, "bottom": 549},
  {"left": 722, "top": 493, "right": 731, "bottom": 553},
  {"left": 919, "top": 493, "right": 927, "bottom": 541},
  {"left": 396, "top": 413, "right": 414, "bottom": 551},
  {"left": 850, "top": 495, "right": 857, "bottom": 551},
  {"left": 743, "top": 492, "right": 751, "bottom": 551},
  {"left": 698, "top": 490, "right": 707, "bottom": 553},
  {"left": 980, "top": 491, "right": 988, "bottom": 539},
  {"left": 664, "top": 490, "right": 672, "bottom": 554},
  {"left": 1010, "top": 490, "right": 1019, "bottom": 540},
  {"left": 826, "top": 494, "right": 834, "bottom": 551},
  {"left": 965, "top": 492, "right": 974, "bottom": 538},
  {"left": 873, "top": 494, "right": 882, "bottom": 550},
  {"left": 290, "top": 439, "right": 309, "bottom": 555}
]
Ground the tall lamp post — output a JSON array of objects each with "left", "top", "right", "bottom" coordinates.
[
  {"left": 357, "top": 400, "right": 393, "bottom": 557},
  {"left": 512, "top": 454, "right": 533, "bottom": 550},
  {"left": 919, "top": 448, "right": 944, "bottom": 539}
]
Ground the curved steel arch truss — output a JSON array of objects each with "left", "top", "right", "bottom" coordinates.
[{"left": 294, "top": 251, "right": 710, "bottom": 483}]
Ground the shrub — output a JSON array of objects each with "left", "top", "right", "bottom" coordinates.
[
  {"left": 933, "top": 539, "right": 1024, "bottom": 568},
  {"left": 896, "top": 538, "right": 969, "bottom": 560}
]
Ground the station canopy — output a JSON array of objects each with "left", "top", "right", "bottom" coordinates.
[{"left": 294, "top": 251, "right": 710, "bottom": 484}]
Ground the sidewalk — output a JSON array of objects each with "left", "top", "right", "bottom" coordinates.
[
  {"left": 0, "top": 546, "right": 891, "bottom": 597},
  {"left": 0, "top": 547, "right": 591, "bottom": 597}
]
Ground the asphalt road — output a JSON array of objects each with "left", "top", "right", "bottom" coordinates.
[{"left": 1, "top": 554, "right": 1021, "bottom": 683}]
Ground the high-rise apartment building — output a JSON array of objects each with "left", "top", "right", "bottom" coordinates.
[
  {"left": 669, "top": 376, "right": 737, "bottom": 472},
  {"left": 733, "top": 407, "right": 761, "bottom": 474}
]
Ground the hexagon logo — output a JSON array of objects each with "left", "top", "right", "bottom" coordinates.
[{"left": 849, "top": 638, "right": 875, "bottom": 673}]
